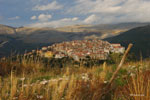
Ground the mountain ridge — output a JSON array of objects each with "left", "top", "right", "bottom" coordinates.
[
  {"left": 104, "top": 25, "right": 150, "bottom": 58},
  {"left": 0, "top": 22, "right": 150, "bottom": 57}
]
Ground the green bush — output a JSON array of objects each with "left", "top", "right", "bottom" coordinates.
[{"left": 107, "top": 53, "right": 123, "bottom": 64}]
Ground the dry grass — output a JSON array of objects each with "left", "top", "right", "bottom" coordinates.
[
  {"left": 0, "top": 68, "right": 105, "bottom": 100},
  {"left": 114, "top": 63, "right": 150, "bottom": 100},
  {"left": 0, "top": 56, "right": 150, "bottom": 100},
  {"left": 0, "top": 56, "right": 45, "bottom": 76}
]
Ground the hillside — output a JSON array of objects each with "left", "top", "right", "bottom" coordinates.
[
  {"left": 105, "top": 25, "right": 150, "bottom": 58},
  {"left": 92, "top": 22, "right": 150, "bottom": 30},
  {"left": 0, "top": 25, "right": 103, "bottom": 57},
  {"left": 0, "top": 23, "right": 149, "bottom": 57},
  {"left": 0, "top": 35, "right": 45, "bottom": 57},
  {"left": 0, "top": 24, "right": 16, "bottom": 34}
]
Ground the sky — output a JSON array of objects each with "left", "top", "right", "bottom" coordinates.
[{"left": 0, "top": 0, "right": 150, "bottom": 28}]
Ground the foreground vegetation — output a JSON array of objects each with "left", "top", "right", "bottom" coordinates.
[{"left": 0, "top": 54, "right": 150, "bottom": 100}]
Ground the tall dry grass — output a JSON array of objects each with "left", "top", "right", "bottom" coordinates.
[
  {"left": 0, "top": 55, "right": 150, "bottom": 100},
  {"left": 0, "top": 67, "right": 106, "bottom": 100},
  {"left": 113, "top": 62, "right": 150, "bottom": 100},
  {"left": 0, "top": 56, "right": 45, "bottom": 76}
]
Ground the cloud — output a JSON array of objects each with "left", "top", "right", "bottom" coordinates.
[
  {"left": 8, "top": 16, "right": 20, "bottom": 20},
  {"left": 28, "top": 17, "right": 79, "bottom": 28},
  {"left": 72, "top": 17, "right": 78, "bottom": 21},
  {"left": 67, "top": 0, "right": 150, "bottom": 24},
  {"left": 32, "top": 1, "right": 63, "bottom": 11},
  {"left": 30, "top": 14, "right": 52, "bottom": 21},
  {"left": 38, "top": 14, "right": 52, "bottom": 21},
  {"left": 68, "top": 0, "right": 124, "bottom": 14},
  {"left": 30, "top": 16, "right": 37, "bottom": 20},
  {"left": 83, "top": 14, "right": 98, "bottom": 24}
]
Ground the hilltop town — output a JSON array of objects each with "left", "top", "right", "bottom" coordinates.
[{"left": 26, "top": 39, "right": 125, "bottom": 61}]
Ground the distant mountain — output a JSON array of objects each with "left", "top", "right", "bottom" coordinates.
[
  {"left": 105, "top": 25, "right": 150, "bottom": 58},
  {"left": 0, "top": 25, "right": 103, "bottom": 57},
  {"left": 0, "top": 22, "right": 150, "bottom": 57},
  {"left": 0, "top": 35, "right": 21, "bottom": 56},
  {"left": 92, "top": 22, "right": 150, "bottom": 30},
  {"left": 0, "top": 34, "right": 46, "bottom": 57},
  {"left": 0, "top": 24, "right": 16, "bottom": 35}
]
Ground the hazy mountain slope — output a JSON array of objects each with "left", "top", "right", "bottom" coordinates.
[
  {"left": 0, "top": 24, "right": 16, "bottom": 34},
  {"left": 105, "top": 25, "right": 150, "bottom": 58},
  {"left": 92, "top": 22, "right": 150, "bottom": 30},
  {"left": 55, "top": 25, "right": 93, "bottom": 32},
  {"left": 56, "top": 23, "right": 150, "bottom": 37},
  {"left": 20, "top": 31, "right": 102, "bottom": 43},
  {"left": 0, "top": 34, "right": 52, "bottom": 57},
  {"left": 15, "top": 27, "right": 54, "bottom": 35},
  {"left": 0, "top": 35, "right": 21, "bottom": 56}
]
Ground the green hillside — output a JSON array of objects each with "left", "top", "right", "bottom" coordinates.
[{"left": 105, "top": 25, "right": 150, "bottom": 58}]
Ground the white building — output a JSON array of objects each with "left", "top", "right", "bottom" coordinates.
[{"left": 111, "top": 44, "right": 125, "bottom": 54}]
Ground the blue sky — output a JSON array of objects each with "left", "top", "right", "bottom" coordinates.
[{"left": 0, "top": 0, "right": 150, "bottom": 27}]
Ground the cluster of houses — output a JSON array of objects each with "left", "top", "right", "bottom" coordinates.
[{"left": 25, "top": 39, "right": 125, "bottom": 61}]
